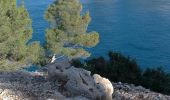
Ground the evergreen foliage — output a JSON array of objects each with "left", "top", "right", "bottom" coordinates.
[
  {"left": 0, "top": 0, "right": 43, "bottom": 71},
  {"left": 142, "top": 67, "right": 170, "bottom": 94},
  {"left": 72, "top": 51, "right": 170, "bottom": 95},
  {"left": 44, "top": 0, "right": 99, "bottom": 58}
]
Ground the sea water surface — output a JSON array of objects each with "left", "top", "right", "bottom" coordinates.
[{"left": 24, "top": 0, "right": 170, "bottom": 71}]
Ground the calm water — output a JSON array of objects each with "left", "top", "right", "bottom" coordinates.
[{"left": 24, "top": 0, "right": 170, "bottom": 71}]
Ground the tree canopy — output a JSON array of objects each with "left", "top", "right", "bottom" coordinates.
[
  {"left": 0, "top": 0, "right": 43, "bottom": 71},
  {"left": 0, "top": 0, "right": 99, "bottom": 71},
  {"left": 44, "top": 0, "right": 99, "bottom": 58}
]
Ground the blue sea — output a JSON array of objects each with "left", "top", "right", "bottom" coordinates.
[{"left": 23, "top": 0, "right": 170, "bottom": 72}]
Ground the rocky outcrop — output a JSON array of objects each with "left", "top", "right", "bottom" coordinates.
[
  {"left": 0, "top": 73, "right": 170, "bottom": 100},
  {"left": 0, "top": 71, "right": 89, "bottom": 100},
  {"left": 0, "top": 58, "right": 113, "bottom": 100},
  {"left": 0, "top": 58, "right": 170, "bottom": 100},
  {"left": 44, "top": 58, "right": 113, "bottom": 100},
  {"left": 112, "top": 82, "right": 170, "bottom": 100},
  {"left": 93, "top": 74, "right": 114, "bottom": 100}
]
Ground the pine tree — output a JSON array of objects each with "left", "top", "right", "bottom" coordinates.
[
  {"left": 44, "top": 0, "right": 99, "bottom": 58},
  {"left": 0, "top": 0, "right": 44, "bottom": 71}
]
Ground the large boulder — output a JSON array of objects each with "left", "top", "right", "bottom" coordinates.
[
  {"left": 93, "top": 74, "right": 114, "bottom": 100},
  {"left": 44, "top": 57, "right": 114, "bottom": 100}
]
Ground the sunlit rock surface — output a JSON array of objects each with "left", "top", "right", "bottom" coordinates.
[
  {"left": 0, "top": 71, "right": 89, "bottom": 100},
  {"left": 44, "top": 58, "right": 113, "bottom": 100}
]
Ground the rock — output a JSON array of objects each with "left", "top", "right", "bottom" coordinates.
[
  {"left": 0, "top": 89, "right": 3, "bottom": 94},
  {"left": 45, "top": 57, "right": 114, "bottom": 100},
  {"left": 112, "top": 82, "right": 170, "bottom": 100},
  {"left": 44, "top": 58, "right": 71, "bottom": 81},
  {"left": 64, "top": 67, "right": 101, "bottom": 99},
  {"left": 0, "top": 89, "right": 23, "bottom": 100},
  {"left": 66, "top": 96, "right": 90, "bottom": 100},
  {"left": 0, "top": 72, "right": 170, "bottom": 100},
  {"left": 93, "top": 74, "right": 114, "bottom": 100},
  {"left": 0, "top": 58, "right": 170, "bottom": 100}
]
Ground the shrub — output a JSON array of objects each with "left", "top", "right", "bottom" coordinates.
[
  {"left": 142, "top": 67, "right": 170, "bottom": 94},
  {"left": 72, "top": 51, "right": 170, "bottom": 95}
]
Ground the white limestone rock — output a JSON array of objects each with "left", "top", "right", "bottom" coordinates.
[
  {"left": 93, "top": 74, "right": 114, "bottom": 100},
  {"left": 45, "top": 58, "right": 114, "bottom": 100}
]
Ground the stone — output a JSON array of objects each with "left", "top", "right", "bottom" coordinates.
[
  {"left": 112, "top": 82, "right": 170, "bottom": 100},
  {"left": 0, "top": 89, "right": 3, "bottom": 94},
  {"left": 1, "top": 58, "right": 170, "bottom": 100},
  {"left": 93, "top": 74, "right": 114, "bottom": 100},
  {"left": 45, "top": 57, "right": 114, "bottom": 100},
  {"left": 44, "top": 58, "right": 71, "bottom": 81},
  {"left": 0, "top": 71, "right": 170, "bottom": 100}
]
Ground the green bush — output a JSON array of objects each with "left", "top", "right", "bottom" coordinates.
[
  {"left": 142, "top": 67, "right": 170, "bottom": 94},
  {"left": 72, "top": 51, "right": 170, "bottom": 95},
  {"left": 107, "top": 51, "right": 142, "bottom": 85}
]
